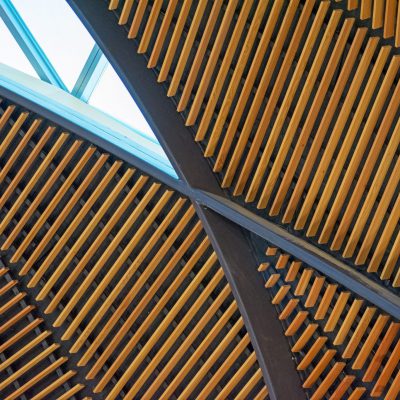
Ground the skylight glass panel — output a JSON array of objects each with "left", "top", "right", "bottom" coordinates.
[
  {"left": 88, "top": 64, "right": 157, "bottom": 141},
  {"left": 12, "top": 0, "right": 94, "bottom": 90},
  {"left": 0, "top": 0, "right": 171, "bottom": 176},
  {"left": 0, "top": 17, "right": 37, "bottom": 78}
]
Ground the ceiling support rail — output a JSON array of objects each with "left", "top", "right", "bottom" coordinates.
[
  {"left": 71, "top": 44, "right": 108, "bottom": 102},
  {"left": 1, "top": 71, "right": 398, "bottom": 322},
  {"left": 65, "top": 1, "right": 306, "bottom": 399},
  {"left": 65, "top": 0, "right": 400, "bottom": 321}
]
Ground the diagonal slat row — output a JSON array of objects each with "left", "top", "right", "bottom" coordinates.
[
  {"left": 338, "top": 0, "right": 400, "bottom": 47},
  {"left": 258, "top": 244, "right": 400, "bottom": 400},
  {"left": 0, "top": 101, "right": 268, "bottom": 399},
  {"left": 108, "top": 0, "right": 400, "bottom": 287},
  {"left": 0, "top": 268, "right": 85, "bottom": 400}
]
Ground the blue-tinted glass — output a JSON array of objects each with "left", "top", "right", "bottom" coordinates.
[
  {"left": 0, "top": 17, "right": 38, "bottom": 78},
  {"left": 2, "top": 0, "right": 170, "bottom": 176},
  {"left": 12, "top": 0, "right": 94, "bottom": 90}
]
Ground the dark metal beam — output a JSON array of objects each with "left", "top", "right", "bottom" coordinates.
[
  {"left": 66, "top": 0, "right": 400, "bottom": 320},
  {"left": 1, "top": 79, "right": 399, "bottom": 321},
  {"left": 66, "top": 1, "right": 306, "bottom": 398},
  {"left": 196, "top": 205, "right": 305, "bottom": 400},
  {"left": 68, "top": 0, "right": 222, "bottom": 195},
  {"left": 198, "top": 191, "right": 400, "bottom": 320}
]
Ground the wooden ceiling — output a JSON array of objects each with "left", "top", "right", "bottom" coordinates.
[
  {"left": 109, "top": 0, "right": 400, "bottom": 290},
  {"left": 0, "top": 1, "right": 399, "bottom": 399},
  {"left": 0, "top": 267, "right": 87, "bottom": 400},
  {"left": 339, "top": 0, "right": 400, "bottom": 46},
  {"left": 257, "top": 241, "right": 399, "bottom": 399},
  {"left": 0, "top": 102, "right": 267, "bottom": 399}
]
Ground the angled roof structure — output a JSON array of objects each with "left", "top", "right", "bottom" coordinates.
[
  {"left": 0, "top": 1, "right": 399, "bottom": 399},
  {"left": 0, "top": 0, "right": 165, "bottom": 141}
]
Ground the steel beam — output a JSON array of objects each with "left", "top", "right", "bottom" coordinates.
[
  {"left": 66, "top": 1, "right": 306, "bottom": 398},
  {"left": 197, "top": 191, "right": 400, "bottom": 320},
  {"left": 0, "top": 70, "right": 399, "bottom": 321},
  {"left": 196, "top": 205, "right": 306, "bottom": 400},
  {"left": 67, "top": 0, "right": 222, "bottom": 195},
  {"left": 71, "top": 44, "right": 108, "bottom": 102},
  {"left": 65, "top": 0, "right": 400, "bottom": 320}
]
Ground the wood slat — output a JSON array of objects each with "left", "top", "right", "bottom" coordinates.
[
  {"left": 108, "top": 0, "right": 400, "bottom": 289},
  {"left": 0, "top": 99, "right": 268, "bottom": 399},
  {"left": 0, "top": 273, "right": 80, "bottom": 399},
  {"left": 258, "top": 243, "right": 399, "bottom": 398}
]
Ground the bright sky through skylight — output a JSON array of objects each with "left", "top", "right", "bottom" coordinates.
[
  {"left": 89, "top": 64, "right": 156, "bottom": 141},
  {"left": 12, "top": 0, "right": 94, "bottom": 90},
  {"left": 0, "top": 0, "right": 159, "bottom": 145},
  {"left": 0, "top": 17, "right": 37, "bottom": 78}
]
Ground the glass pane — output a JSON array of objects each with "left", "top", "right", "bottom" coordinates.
[
  {"left": 12, "top": 0, "right": 94, "bottom": 90},
  {"left": 88, "top": 64, "right": 157, "bottom": 141},
  {"left": 0, "top": 17, "right": 38, "bottom": 78}
]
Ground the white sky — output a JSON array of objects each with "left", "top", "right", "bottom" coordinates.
[
  {"left": 0, "top": 0, "right": 156, "bottom": 140},
  {"left": 0, "top": 17, "right": 38, "bottom": 77},
  {"left": 13, "top": 0, "right": 94, "bottom": 90}
]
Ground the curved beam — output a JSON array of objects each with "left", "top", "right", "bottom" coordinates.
[
  {"left": 1, "top": 63, "right": 398, "bottom": 321},
  {"left": 66, "top": 0, "right": 400, "bottom": 321},
  {"left": 65, "top": 1, "right": 306, "bottom": 399}
]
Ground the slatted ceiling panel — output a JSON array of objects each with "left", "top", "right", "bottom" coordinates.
[
  {"left": 63, "top": 192, "right": 185, "bottom": 344},
  {"left": 257, "top": 242, "right": 400, "bottom": 399},
  {"left": 397, "top": 2, "right": 400, "bottom": 46},
  {"left": 330, "top": 78, "right": 400, "bottom": 251},
  {"left": 185, "top": 0, "right": 242, "bottom": 126},
  {"left": 364, "top": 189, "right": 400, "bottom": 271},
  {"left": 108, "top": 0, "right": 400, "bottom": 289},
  {"left": 153, "top": 2, "right": 185, "bottom": 75},
  {"left": 167, "top": 0, "right": 208, "bottom": 97},
  {"left": 237, "top": 1, "right": 335, "bottom": 199},
  {"left": 304, "top": 46, "right": 395, "bottom": 237},
  {"left": 193, "top": 0, "right": 253, "bottom": 138},
  {"left": 10, "top": 146, "right": 98, "bottom": 265},
  {"left": 205, "top": 0, "right": 280, "bottom": 156},
  {"left": 252, "top": 9, "right": 352, "bottom": 206},
  {"left": 339, "top": 0, "right": 400, "bottom": 44},
  {"left": 293, "top": 37, "right": 385, "bottom": 229},
  {"left": 214, "top": 0, "right": 295, "bottom": 175},
  {"left": 340, "top": 0, "right": 400, "bottom": 47},
  {"left": 281, "top": 25, "right": 369, "bottom": 224},
  {"left": 0, "top": 271, "right": 83, "bottom": 400},
  {"left": 0, "top": 100, "right": 268, "bottom": 399}
]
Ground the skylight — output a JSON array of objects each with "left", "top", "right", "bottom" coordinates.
[
  {"left": 0, "top": 0, "right": 167, "bottom": 171},
  {"left": 0, "top": 17, "right": 37, "bottom": 78},
  {"left": 89, "top": 64, "right": 157, "bottom": 141},
  {"left": 12, "top": 0, "right": 95, "bottom": 91}
]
